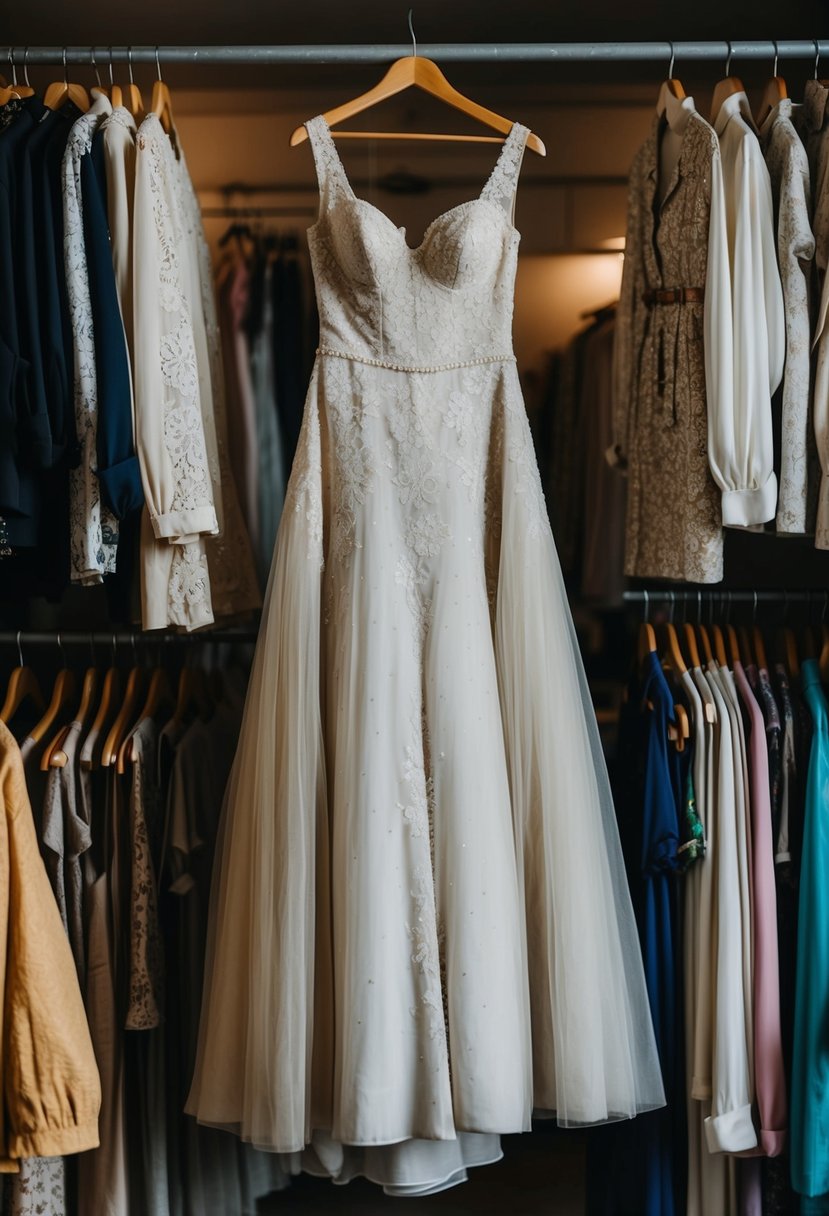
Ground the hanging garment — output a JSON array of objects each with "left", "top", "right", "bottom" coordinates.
[
  {"left": 217, "top": 254, "right": 260, "bottom": 553},
  {"left": 612, "top": 94, "right": 730, "bottom": 582},
  {"left": 0, "top": 721, "right": 101, "bottom": 1169},
  {"left": 580, "top": 316, "right": 626, "bottom": 605},
  {"left": 62, "top": 90, "right": 120, "bottom": 584},
  {"left": 249, "top": 258, "right": 287, "bottom": 584},
  {"left": 133, "top": 114, "right": 218, "bottom": 631},
  {"left": 702, "top": 662, "right": 756, "bottom": 1153},
  {"left": 731, "top": 663, "right": 787, "bottom": 1158},
  {"left": 791, "top": 659, "right": 829, "bottom": 1203},
  {"left": 709, "top": 91, "right": 785, "bottom": 528},
  {"left": 797, "top": 80, "right": 829, "bottom": 550},
  {"left": 174, "top": 156, "right": 261, "bottom": 624},
  {"left": 99, "top": 106, "right": 137, "bottom": 362},
  {"left": 187, "top": 115, "right": 664, "bottom": 1195},
  {"left": 760, "top": 99, "right": 817, "bottom": 535}
]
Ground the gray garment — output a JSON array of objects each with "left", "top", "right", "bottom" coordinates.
[
  {"left": 760, "top": 98, "right": 818, "bottom": 534},
  {"left": 43, "top": 722, "right": 92, "bottom": 979}
]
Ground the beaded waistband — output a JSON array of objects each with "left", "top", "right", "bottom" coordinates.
[{"left": 315, "top": 345, "right": 516, "bottom": 374}]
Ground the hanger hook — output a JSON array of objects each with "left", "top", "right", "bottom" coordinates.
[
  {"left": 22, "top": 47, "right": 30, "bottom": 89},
  {"left": 128, "top": 46, "right": 135, "bottom": 86},
  {"left": 772, "top": 39, "right": 779, "bottom": 78},
  {"left": 90, "top": 46, "right": 102, "bottom": 90},
  {"left": 155, "top": 45, "right": 163, "bottom": 81},
  {"left": 668, "top": 40, "right": 676, "bottom": 79},
  {"left": 643, "top": 589, "right": 649, "bottom": 623},
  {"left": 753, "top": 589, "right": 758, "bottom": 623},
  {"left": 89, "top": 631, "right": 96, "bottom": 667},
  {"left": 668, "top": 590, "right": 675, "bottom": 623},
  {"left": 111, "top": 632, "right": 117, "bottom": 665},
  {"left": 407, "top": 10, "right": 417, "bottom": 58},
  {"left": 16, "top": 630, "right": 23, "bottom": 669},
  {"left": 57, "top": 631, "right": 66, "bottom": 669},
  {"left": 62, "top": 46, "right": 68, "bottom": 86},
  {"left": 815, "top": 39, "right": 821, "bottom": 80},
  {"left": 8, "top": 47, "right": 17, "bottom": 87},
  {"left": 725, "top": 40, "right": 734, "bottom": 77},
  {"left": 107, "top": 46, "right": 114, "bottom": 89}
]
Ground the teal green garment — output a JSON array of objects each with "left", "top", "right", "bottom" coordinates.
[{"left": 792, "top": 659, "right": 829, "bottom": 1200}]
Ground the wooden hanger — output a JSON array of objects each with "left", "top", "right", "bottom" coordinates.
[
  {"left": 171, "top": 664, "right": 213, "bottom": 731},
  {"left": 46, "top": 638, "right": 101, "bottom": 769},
  {"left": 683, "top": 622, "right": 702, "bottom": 669},
  {"left": 637, "top": 621, "right": 658, "bottom": 664},
  {"left": 0, "top": 50, "right": 35, "bottom": 104},
  {"left": 663, "top": 621, "right": 688, "bottom": 674},
  {"left": 781, "top": 625, "right": 800, "bottom": 678},
  {"left": 711, "top": 624, "right": 729, "bottom": 668},
  {"left": 117, "top": 663, "right": 174, "bottom": 773},
  {"left": 726, "top": 624, "right": 743, "bottom": 666},
  {"left": 0, "top": 633, "right": 45, "bottom": 726},
  {"left": 28, "top": 638, "right": 76, "bottom": 745},
  {"left": 101, "top": 642, "right": 145, "bottom": 768},
  {"left": 656, "top": 43, "right": 687, "bottom": 116},
  {"left": 756, "top": 41, "right": 787, "bottom": 126},
  {"left": 290, "top": 17, "right": 544, "bottom": 155},
  {"left": 150, "top": 47, "right": 173, "bottom": 133},
  {"left": 112, "top": 48, "right": 145, "bottom": 119},
  {"left": 44, "top": 50, "right": 90, "bottom": 112},
  {"left": 753, "top": 625, "right": 768, "bottom": 671},
  {"left": 739, "top": 625, "right": 755, "bottom": 666},
  {"left": 81, "top": 638, "right": 122, "bottom": 771},
  {"left": 698, "top": 624, "right": 715, "bottom": 666},
  {"left": 710, "top": 42, "right": 744, "bottom": 125},
  {"left": 669, "top": 703, "right": 691, "bottom": 751}
]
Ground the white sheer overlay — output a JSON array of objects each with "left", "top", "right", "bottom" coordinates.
[{"left": 187, "top": 115, "right": 664, "bottom": 1195}]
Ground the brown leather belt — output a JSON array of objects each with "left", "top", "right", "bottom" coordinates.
[{"left": 642, "top": 287, "right": 705, "bottom": 306}]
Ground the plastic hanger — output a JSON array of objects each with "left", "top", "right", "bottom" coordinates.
[
  {"left": 0, "top": 632, "right": 45, "bottom": 726},
  {"left": 710, "top": 41, "right": 744, "bottom": 125},
  {"left": 756, "top": 40, "right": 787, "bottom": 127},
  {"left": 44, "top": 48, "right": 90, "bottom": 112},
  {"left": 28, "top": 636, "right": 76, "bottom": 745},
  {"left": 150, "top": 46, "right": 174, "bottom": 134},
  {"left": 290, "top": 12, "right": 545, "bottom": 155}
]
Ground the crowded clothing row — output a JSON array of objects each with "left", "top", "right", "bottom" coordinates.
[
  {"left": 215, "top": 231, "right": 316, "bottom": 588},
  {"left": 612, "top": 77, "right": 829, "bottom": 583},
  {"left": 541, "top": 306, "right": 627, "bottom": 606},
  {"left": 589, "top": 624, "right": 829, "bottom": 1215},
  {"left": 0, "top": 653, "right": 288, "bottom": 1215},
  {"left": 0, "top": 87, "right": 261, "bottom": 629}
]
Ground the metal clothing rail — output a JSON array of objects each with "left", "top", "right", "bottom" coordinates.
[
  {"left": 0, "top": 629, "right": 260, "bottom": 648},
  {"left": 3, "top": 41, "right": 828, "bottom": 67},
  {"left": 624, "top": 589, "right": 829, "bottom": 607}
]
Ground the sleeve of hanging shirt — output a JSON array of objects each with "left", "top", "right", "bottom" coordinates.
[
  {"left": 707, "top": 129, "right": 783, "bottom": 527},
  {"left": 133, "top": 121, "right": 217, "bottom": 542},
  {"left": 80, "top": 137, "right": 143, "bottom": 520},
  {"left": 608, "top": 154, "right": 643, "bottom": 473}
]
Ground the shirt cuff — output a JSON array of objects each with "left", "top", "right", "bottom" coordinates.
[
  {"left": 151, "top": 506, "right": 218, "bottom": 541},
  {"left": 9, "top": 1119, "right": 100, "bottom": 1160},
  {"left": 704, "top": 1104, "right": 758, "bottom": 1153},
  {"left": 721, "top": 473, "right": 778, "bottom": 527},
  {"left": 758, "top": 1128, "right": 786, "bottom": 1157},
  {"left": 98, "top": 455, "right": 145, "bottom": 520}
]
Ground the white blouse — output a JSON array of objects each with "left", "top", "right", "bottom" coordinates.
[
  {"left": 707, "top": 91, "right": 785, "bottom": 528},
  {"left": 133, "top": 115, "right": 217, "bottom": 631},
  {"left": 760, "top": 99, "right": 816, "bottom": 535},
  {"left": 62, "top": 90, "right": 119, "bottom": 584}
]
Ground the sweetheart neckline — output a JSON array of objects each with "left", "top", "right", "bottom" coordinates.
[{"left": 307, "top": 114, "right": 524, "bottom": 254}]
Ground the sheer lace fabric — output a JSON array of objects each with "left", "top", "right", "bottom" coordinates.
[{"left": 187, "top": 116, "right": 664, "bottom": 1195}]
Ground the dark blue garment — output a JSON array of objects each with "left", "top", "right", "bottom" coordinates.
[
  {"left": 81, "top": 129, "right": 143, "bottom": 520},
  {"left": 586, "top": 654, "right": 685, "bottom": 1216},
  {"left": 271, "top": 243, "right": 306, "bottom": 466},
  {"left": 18, "top": 104, "right": 78, "bottom": 474}
]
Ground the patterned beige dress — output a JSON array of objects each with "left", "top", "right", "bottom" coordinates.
[{"left": 613, "top": 102, "right": 725, "bottom": 583}]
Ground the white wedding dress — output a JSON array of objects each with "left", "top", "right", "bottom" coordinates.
[{"left": 187, "top": 115, "right": 664, "bottom": 1195}]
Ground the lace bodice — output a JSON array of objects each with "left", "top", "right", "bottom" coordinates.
[{"left": 304, "top": 116, "right": 529, "bottom": 368}]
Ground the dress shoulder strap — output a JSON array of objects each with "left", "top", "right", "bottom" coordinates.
[
  {"left": 480, "top": 122, "right": 531, "bottom": 224},
  {"left": 304, "top": 115, "right": 353, "bottom": 213}
]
